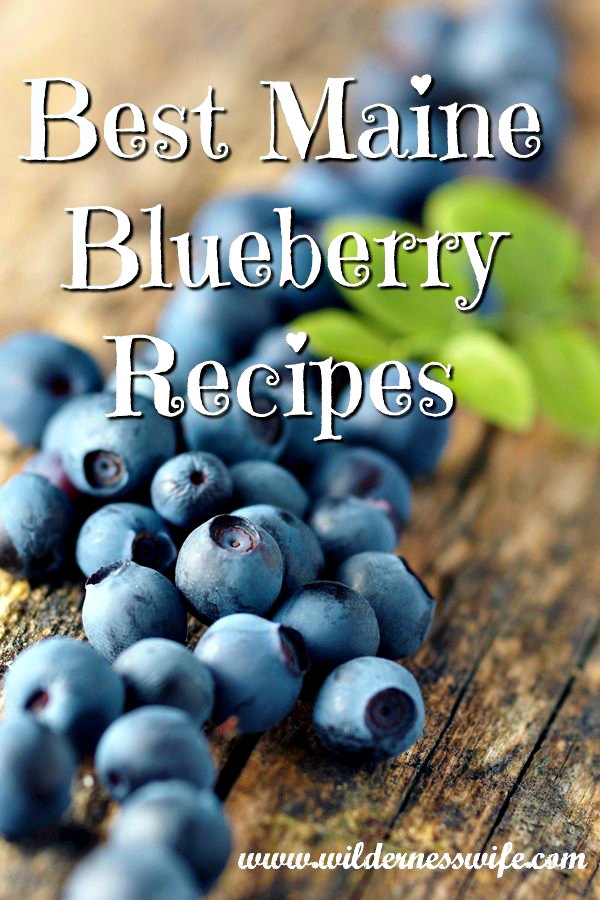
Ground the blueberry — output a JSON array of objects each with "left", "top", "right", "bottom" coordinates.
[
  {"left": 95, "top": 706, "right": 215, "bottom": 802},
  {"left": 337, "top": 553, "right": 436, "bottom": 659},
  {"left": 151, "top": 451, "right": 233, "bottom": 530},
  {"left": 157, "top": 289, "right": 238, "bottom": 394},
  {"left": 194, "top": 613, "right": 308, "bottom": 732},
  {"left": 193, "top": 189, "right": 286, "bottom": 260},
  {"left": 337, "top": 363, "right": 451, "bottom": 477},
  {"left": 105, "top": 367, "right": 158, "bottom": 402},
  {"left": 234, "top": 504, "right": 323, "bottom": 594},
  {"left": 280, "top": 162, "right": 372, "bottom": 222},
  {"left": 159, "top": 282, "right": 274, "bottom": 362},
  {"left": 0, "top": 714, "right": 75, "bottom": 840},
  {"left": 244, "top": 325, "right": 317, "bottom": 372},
  {"left": 182, "top": 190, "right": 288, "bottom": 347},
  {"left": 175, "top": 514, "right": 283, "bottom": 622},
  {"left": 279, "top": 411, "right": 322, "bottom": 473},
  {"left": 348, "top": 60, "right": 455, "bottom": 217},
  {"left": 484, "top": 77, "right": 569, "bottom": 181},
  {"left": 3, "top": 636, "right": 125, "bottom": 755},
  {"left": 192, "top": 189, "right": 331, "bottom": 318},
  {"left": 313, "top": 657, "right": 425, "bottom": 761},
  {"left": 76, "top": 503, "right": 177, "bottom": 578},
  {"left": 382, "top": 5, "right": 456, "bottom": 74},
  {"left": 194, "top": 189, "right": 284, "bottom": 237},
  {"left": 273, "top": 581, "right": 379, "bottom": 669},
  {"left": 111, "top": 781, "right": 231, "bottom": 890},
  {"left": 183, "top": 390, "right": 288, "bottom": 464},
  {"left": 0, "top": 332, "right": 102, "bottom": 447},
  {"left": 62, "top": 844, "right": 198, "bottom": 900},
  {"left": 308, "top": 496, "right": 396, "bottom": 566},
  {"left": 309, "top": 445, "right": 412, "bottom": 534},
  {"left": 278, "top": 383, "right": 328, "bottom": 474},
  {"left": 349, "top": 56, "right": 413, "bottom": 136},
  {"left": 351, "top": 112, "right": 452, "bottom": 218},
  {"left": 445, "top": 4, "right": 561, "bottom": 93},
  {"left": 0, "top": 473, "right": 74, "bottom": 580},
  {"left": 42, "top": 392, "right": 177, "bottom": 499},
  {"left": 230, "top": 461, "right": 309, "bottom": 518},
  {"left": 113, "top": 639, "right": 214, "bottom": 726},
  {"left": 83, "top": 560, "right": 188, "bottom": 661},
  {"left": 23, "top": 450, "right": 79, "bottom": 500}
]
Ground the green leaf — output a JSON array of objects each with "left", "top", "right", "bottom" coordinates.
[
  {"left": 291, "top": 308, "right": 391, "bottom": 368},
  {"left": 577, "top": 272, "right": 600, "bottom": 325},
  {"left": 424, "top": 178, "right": 584, "bottom": 314},
  {"left": 516, "top": 325, "right": 600, "bottom": 443},
  {"left": 322, "top": 217, "right": 473, "bottom": 337},
  {"left": 442, "top": 331, "right": 536, "bottom": 431}
]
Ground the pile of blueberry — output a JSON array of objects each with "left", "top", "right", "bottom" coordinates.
[
  {"left": 0, "top": 323, "right": 438, "bottom": 896},
  {"left": 0, "top": 2, "right": 564, "bottom": 896}
]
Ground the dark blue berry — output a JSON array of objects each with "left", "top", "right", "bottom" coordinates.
[
  {"left": 4, "top": 637, "right": 124, "bottom": 756},
  {"left": 246, "top": 326, "right": 316, "bottom": 371},
  {"left": 278, "top": 384, "right": 328, "bottom": 473},
  {"left": 192, "top": 189, "right": 332, "bottom": 318},
  {"left": 337, "top": 363, "right": 451, "bottom": 477},
  {"left": 0, "top": 473, "right": 74, "bottom": 580},
  {"left": 76, "top": 503, "right": 177, "bottom": 578},
  {"left": 151, "top": 451, "right": 233, "bottom": 530},
  {"left": 308, "top": 496, "right": 396, "bottom": 566},
  {"left": 175, "top": 514, "right": 283, "bottom": 622},
  {"left": 309, "top": 445, "right": 412, "bottom": 534},
  {"left": 113, "top": 638, "right": 214, "bottom": 726},
  {"left": 191, "top": 191, "right": 285, "bottom": 303},
  {"left": 445, "top": 3, "right": 561, "bottom": 93},
  {"left": 234, "top": 504, "right": 323, "bottom": 594},
  {"left": 280, "top": 162, "right": 372, "bottom": 222},
  {"left": 382, "top": 5, "right": 455, "bottom": 74},
  {"left": 159, "top": 282, "right": 274, "bottom": 364},
  {"left": 337, "top": 553, "right": 436, "bottom": 659},
  {"left": 273, "top": 581, "right": 379, "bottom": 669},
  {"left": 42, "top": 392, "right": 177, "bottom": 499},
  {"left": 157, "top": 295, "right": 237, "bottom": 394},
  {"left": 111, "top": 781, "right": 231, "bottom": 890},
  {"left": 0, "top": 332, "right": 102, "bottom": 447},
  {"left": 62, "top": 844, "right": 198, "bottom": 900},
  {"left": 230, "top": 460, "right": 309, "bottom": 518},
  {"left": 0, "top": 714, "right": 75, "bottom": 840},
  {"left": 182, "top": 390, "right": 288, "bottom": 464},
  {"left": 350, "top": 101, "right": 452, "bottom": 217},
  {"left": 83, "top": 560, "right": 188, "bottom": 661},
  {"left": 313, "top": 657, "right": 425, "bottom": 761},
  {"left": 194, "top": 614, "right": 308, "bottom": 732},
  {"left": 95, "top": 706, "right": 215, "bottom": 802},
  {"left": 485, "top": 77, "right": 568, "bottom": 181},
  {"left": 105, "top": 366, "right": 158, "bottom": 402}
]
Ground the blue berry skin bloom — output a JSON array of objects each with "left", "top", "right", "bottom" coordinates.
[{"left": 314, "top": 657, "right": 425, "bottom": 761}]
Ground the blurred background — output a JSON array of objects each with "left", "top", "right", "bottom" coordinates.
[{"left": 2, "top": 0, "right": 600, "bottom": 355}]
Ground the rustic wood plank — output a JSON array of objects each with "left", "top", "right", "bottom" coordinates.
[
  {"left": 1, "top": 1, "right": 599, "bottom": 897},
  {"left": 210, "top": 427, "right": 600, "bottom": 900},
  {"left": 463, "top": 641, "right": 600, "bottom": 899}
]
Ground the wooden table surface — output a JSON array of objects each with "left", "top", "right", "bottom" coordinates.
[{"left": 0, "top": 1, "right": 599, "bottom": 898}]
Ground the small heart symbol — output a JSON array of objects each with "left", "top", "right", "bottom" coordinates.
[
  {"left": 286, "top": 331, "right": 308, "bottom": 353},
  {"left": 410, "top": 74, "right": 433, "bottom": 96}
]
